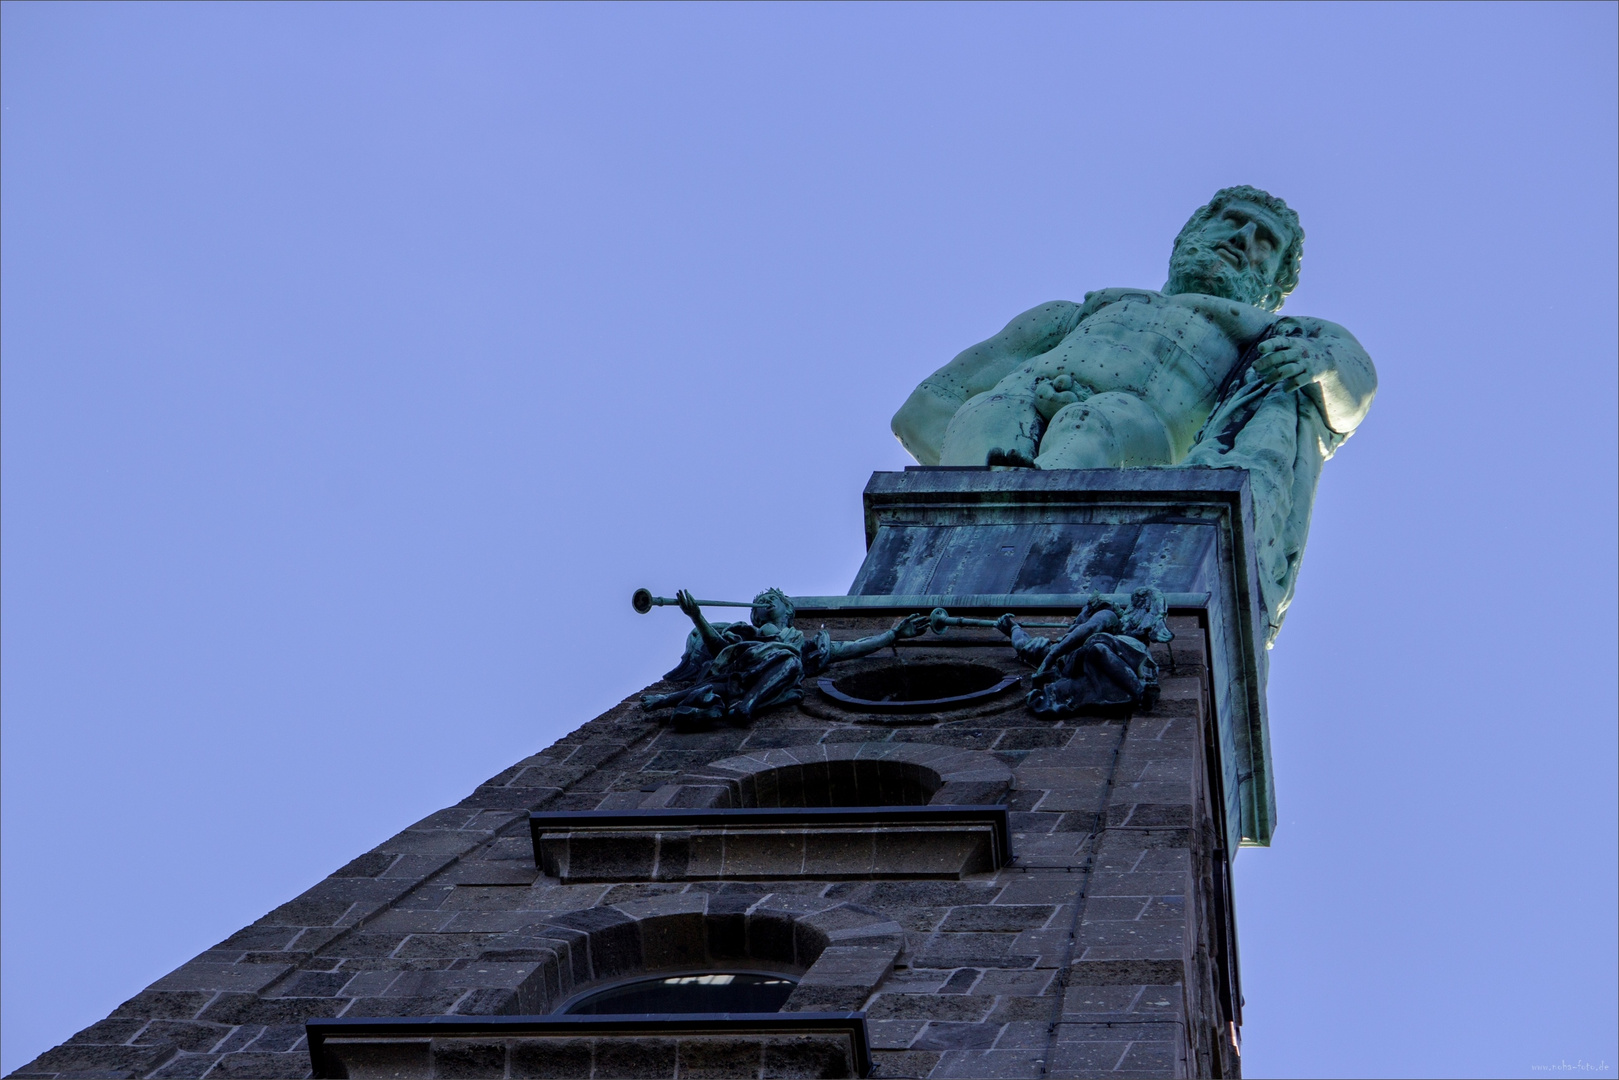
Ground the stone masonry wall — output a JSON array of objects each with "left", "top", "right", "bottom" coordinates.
[{"left": 11, "top": 613, "right": 1240, "bottom": 1080}]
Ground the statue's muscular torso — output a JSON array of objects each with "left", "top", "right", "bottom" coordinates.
[
  {"left": 1003, "top": 289, "right": 1274, "bottom": 461},
  {"left": 912, "top": 288, "right": 1272, "bottom": 468}
]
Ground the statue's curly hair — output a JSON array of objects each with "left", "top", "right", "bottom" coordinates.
[
  {"left": 1120, "top": 586, "right": 1172, "bottom": 642},
  {"left": 1172, "top": 185, "right": 1304, "bottom": 312},
  {"left": 751, "top": 587, "right": 794, "bottom": 621}
]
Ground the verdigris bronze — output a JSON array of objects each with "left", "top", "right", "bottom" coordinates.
[
  {"left": 644, "top": 588, "right": 928, "bottom": 727},
  {"left": 928, "top": 608, "right": 1071, "bottom": 635},
  {"left": 997, "top": 588, "right": 1174, "bottom": 716},
  {"left": 892, "top": 186, "right": 1377, "bottom": 643}
]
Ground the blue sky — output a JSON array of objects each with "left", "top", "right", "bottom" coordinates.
[{"left": 3, "top": 4, "right": 1615, "bottom": 1076}]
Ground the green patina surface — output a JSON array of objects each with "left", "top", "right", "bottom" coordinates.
[{"left": 892, "top": 186, "right": 1377, "bottom": 643}]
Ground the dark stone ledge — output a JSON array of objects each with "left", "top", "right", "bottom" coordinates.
[
  {"left": 307, "top": 1012, "right": 871, "bottom": 1079},
  {"left": 530, "top": 806, "right": 1011, "bottom": 883}
]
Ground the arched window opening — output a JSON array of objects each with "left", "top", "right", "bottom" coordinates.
[
  {"left": 561, "top": 971, "right": 798, "bottom": 1015},
  {"left": 738, "top": 760, "right": 939, "bottom": 808}
]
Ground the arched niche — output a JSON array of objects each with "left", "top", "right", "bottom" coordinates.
[{"left": 467, "top": 892, "right": 905, "bottom": 1016}]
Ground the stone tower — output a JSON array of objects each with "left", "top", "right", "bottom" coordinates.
[{"left": 12, "top": 468, "right": 1264, "bottom": 1079}]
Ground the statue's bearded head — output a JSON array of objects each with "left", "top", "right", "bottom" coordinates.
[{"left": 1165, "top": 186, "right": 1303, "bottom": 312}]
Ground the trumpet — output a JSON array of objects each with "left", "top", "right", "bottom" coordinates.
[
  {"left": 928, "top": 608, "right": 1072, "bottom": 634},
  {"left": 632, "top": 589, "right": 755, "bottom": 615}
]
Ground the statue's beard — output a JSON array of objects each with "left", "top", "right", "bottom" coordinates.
[{"left": 1166, "top": 245, "right": 1269, "bottom": 307}]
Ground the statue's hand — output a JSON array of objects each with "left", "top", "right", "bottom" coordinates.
[
  {"left": 1253, "top": 325, "right": 1331, "bottom": 393},
  {"left": 1033, "top": 374, "right": 1087, "bottom": 420},
  {"left": 892, "top": 613, "right": 929, "bottom": 640},
  {"left": 676, "top": 589, "right": 702, "bottom": 618},
  {"left": 993, "top": 613, "right": 1017, "bottom": 637}
]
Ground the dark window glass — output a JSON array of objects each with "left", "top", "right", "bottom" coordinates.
[{"left": 563, "top": 972, "right": 797, "bottom": 1015}]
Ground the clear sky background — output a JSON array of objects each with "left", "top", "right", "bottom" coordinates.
[{"left": 3, "top": 4, "right": 1615, "bottom": 1077}]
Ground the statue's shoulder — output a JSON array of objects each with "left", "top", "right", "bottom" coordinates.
[
  {"left": 1075, "top": 287, "right": 1198, "bottom": 326},
  {"left": 1080, "top": 287, "right": 1165, "bottom": 312},
  {"left": 1159, "top": 292, "right": 1277, "bottom": 344},
  {"left": 1074, "top": 287, "right": 1271, "bottom": 339},
  {"left": 984, "top": 300, "right": 1089, "bottom": 356},
  {"left": 999, "top": 298, "right": 1085, "bottom": 337},
  {"left": 997, "top": 293, "right": 1165, "bottom": 344},
  {"left": 1283, "top": 315, "right": 1366, "bottom": 346}
]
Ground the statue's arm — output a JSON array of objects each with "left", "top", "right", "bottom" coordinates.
[
  {"left": 824, "top": 630, "right": 898, "bottom": 664},
  {"left": 1257, "top": 317, "right": 1379, "bottom": 435},
  {"left": 1034, "top": 609, "right": 1117, "bottom": 678},
  {"left": 891, "top": 300, "right": 1085, "bottom": 464},
  {"left": 825, "top": 614, "right": 929, "bottom": 662},
  {"left": 1301, "top": 319, "right": 1378, "bottom": 434},
  {"left": 676, "top": 589, "right": 729, "bottom": 655}
]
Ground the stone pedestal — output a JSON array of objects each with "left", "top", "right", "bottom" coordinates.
[{"left": 851, "top": 466, "right": 1273, "bottom": 851}]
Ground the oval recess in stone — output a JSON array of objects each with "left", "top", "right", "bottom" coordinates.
[{"left": 817, "top": 660, "right": 1019, "bottom": 713}]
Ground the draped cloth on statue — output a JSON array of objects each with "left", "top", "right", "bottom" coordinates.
[
  {"left": 648, "top": 622, "right": 836, "bottom": 723},
  {"left": 1011, "top": 625, "right": 1161, "bottom": 716},
  {"left": 1183, "top": 346, "right": 1347, "bottom": 646}
]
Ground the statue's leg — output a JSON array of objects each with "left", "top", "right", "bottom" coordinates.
[
  {"left": 644, "top": 685, "right": 698, "bottom": 710},
  {"left": 669, "top": 688, "right": 727, "bottom": 730},
  {"left": 938, "top": 387, "right": 1043, "bottom": 467},
  {"left": 1076, "top": 639, "right": 1145, "bottom": 707},
  {"left": 1034, "top": 392, "right": 1174, "bottom": 469},
  {"left": 1008, "top": 625, "right": 1051, "bottom": 668},
  {"left": 731, "top": 656, "right": 804, "bottom": 721}
]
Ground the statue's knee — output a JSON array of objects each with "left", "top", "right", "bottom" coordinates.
[
  {"left": 1032, "top": 400, "right": 1116, "bottom": 469},
  {"left": 1036, "top": 392, "right": 1172, "bottom": 468},
  {"left": 939, "top": 389, "right": 1043, "bottom": 466}
]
